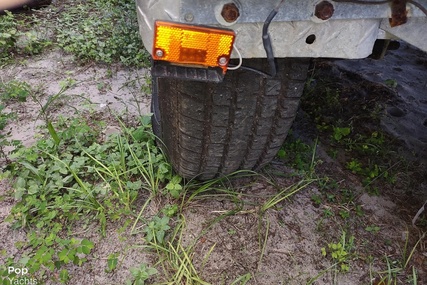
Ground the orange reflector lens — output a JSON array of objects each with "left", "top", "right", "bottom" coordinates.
[{"left": 153, "top": 21, "right": 235, "bottom": 73}]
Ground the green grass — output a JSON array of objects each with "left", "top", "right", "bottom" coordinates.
[
  {"left": 0, "top": 0, "right": 150, "bottom": 67},
  {"left": 55, "top": 0, "right": 149, "bottom": 66},
  {"left": 301, "top": 64, "right": 408, "bottom": 192},
  {"left": 368, "top": 232, "right": 425, "bottom": 285},
  {"left": 145, "top": 215, "right": 211, "bottom": 285},
  {"left": 0, "top": 80, "right": 30, "bottom": 162},
  {"left": 2, "top": 114, "right": 172, "bottom": 282},
  {"left": 8, "top": 114, "right": 170, "bottom": 227},
  {"left": 0, "top": 11, "right": 19, "bottom": 61},
  {"left": 2, "top": 109, "right": 423, "bottom": 284},
  {"left": 2, "top": 129, "right": 261, "bottom": 283},
  {"left": 276, "top": 133, "right": 315, "bottom": 173},
  {"left": 0, "top": 10, "right": 52, "bottom": 62}
]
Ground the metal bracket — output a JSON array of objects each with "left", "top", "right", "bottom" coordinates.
[
  {"left": 151, "top": 61, "right": 225, "bottom": 83},
  {"left": 380, "top": 17, "right": 427, "bottom": 52}
]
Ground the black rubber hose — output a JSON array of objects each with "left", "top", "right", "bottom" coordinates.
[{"left": 262, "top": 0, "right": 286, "bottom": 77}]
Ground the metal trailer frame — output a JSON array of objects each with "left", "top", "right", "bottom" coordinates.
[{"left": 136, "top": 0, "right": 427, "bottom": 60}]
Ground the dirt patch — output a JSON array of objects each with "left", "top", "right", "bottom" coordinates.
[
  {"left": 2, "top": 50, "right": 149, "bottom": 143},
  {"left": 333, "top": 42, "right": 427, "bottom": 160}
]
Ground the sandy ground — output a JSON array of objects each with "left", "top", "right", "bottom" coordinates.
[
  {"left": 1, "top": 43, "right": 426, "bottom": 284},
  {"left": 1, "top": 50, "right": 150, "bottom": 150}
]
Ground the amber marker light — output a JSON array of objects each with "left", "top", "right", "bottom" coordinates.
[{"left": 153, "top": 21, "right": 236, "bottom": 73}]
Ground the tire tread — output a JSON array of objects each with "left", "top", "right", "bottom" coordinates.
[{"left": 154, "top": 58, "right": 310, "bottom": 179}]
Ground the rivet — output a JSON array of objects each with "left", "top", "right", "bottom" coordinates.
[{"left": 184, "top": 13, "right": 194, "bottom": 22}]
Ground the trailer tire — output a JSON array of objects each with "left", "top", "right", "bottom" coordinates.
[{"left": 151, "top": 58, "right": 310, "bottom": 180}]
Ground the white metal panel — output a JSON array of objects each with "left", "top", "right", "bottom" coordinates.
[
  {"left": 230, "top": 19, "right": 380, "bottom": 59},
  {"left": 136, "top": 0, "right": 180, "bottom": 55}
]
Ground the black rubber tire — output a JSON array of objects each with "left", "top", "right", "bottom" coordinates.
[{"left": 152, "top": 58, "right": 310, "bottom": 180}]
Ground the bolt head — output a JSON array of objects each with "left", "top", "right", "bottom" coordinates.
[
  {"left": 315, "top": 1, "right": 334, "bottom": 21},
  {"left": 221, "top": 3, "right": 240, "bottom": 23}
]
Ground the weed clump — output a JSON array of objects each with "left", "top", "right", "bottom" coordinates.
[
  {"left": 0, "top": 80, "right": 31, "bottom": 162},
  {"left": 4, "top": 115, "right": 172, "bottom": 282},
  {"left": 0, "top": 11, "right": 18, "bottom": 61},
  {"left": 1, "top": 0, "right": 150, "bottom": 66},
  {"left": 0, "top": 11, "right": 52, "bottom": 61},
  {"left": 300, "top": 61, "right": 403, "bottom": 189},
  {"left": 55, "top": 0, "right": 149, "bottom": 66}
]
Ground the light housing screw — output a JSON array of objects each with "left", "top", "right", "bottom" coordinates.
[
  {"left": 184, "top": 13, "right": 194, "bottom": 22},
  {"left": 218, "top": 56, "right": 228, "bottom": 66},
  {"left": 155, "top": 49, "right": 164, "bottom": 58}
]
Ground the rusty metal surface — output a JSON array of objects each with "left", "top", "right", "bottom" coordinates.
[
  {"left": 315, "top": 1, "right": 335, "bottom": 20},
  {"left": 179, "top": 0, "right": 427, "bottom": 24},
  {"left": 221, "top": 3, "right": 240, "bottom": 23},
  {"left": 380, "top": 17, "right": 427, "bottom": 52},
  {"left": 390, "top": 0, "right": 408, "bottom": 27}
]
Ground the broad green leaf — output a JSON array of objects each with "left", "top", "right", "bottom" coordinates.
[
  {"left": 59, "top": 269, "right": 69, "bottom": 282},
  {"left": 28, "top": 183, "right": 39, "bottom": 195},
  {"left": 80, "top": 239, "right": 94, "bottom": 254}
]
